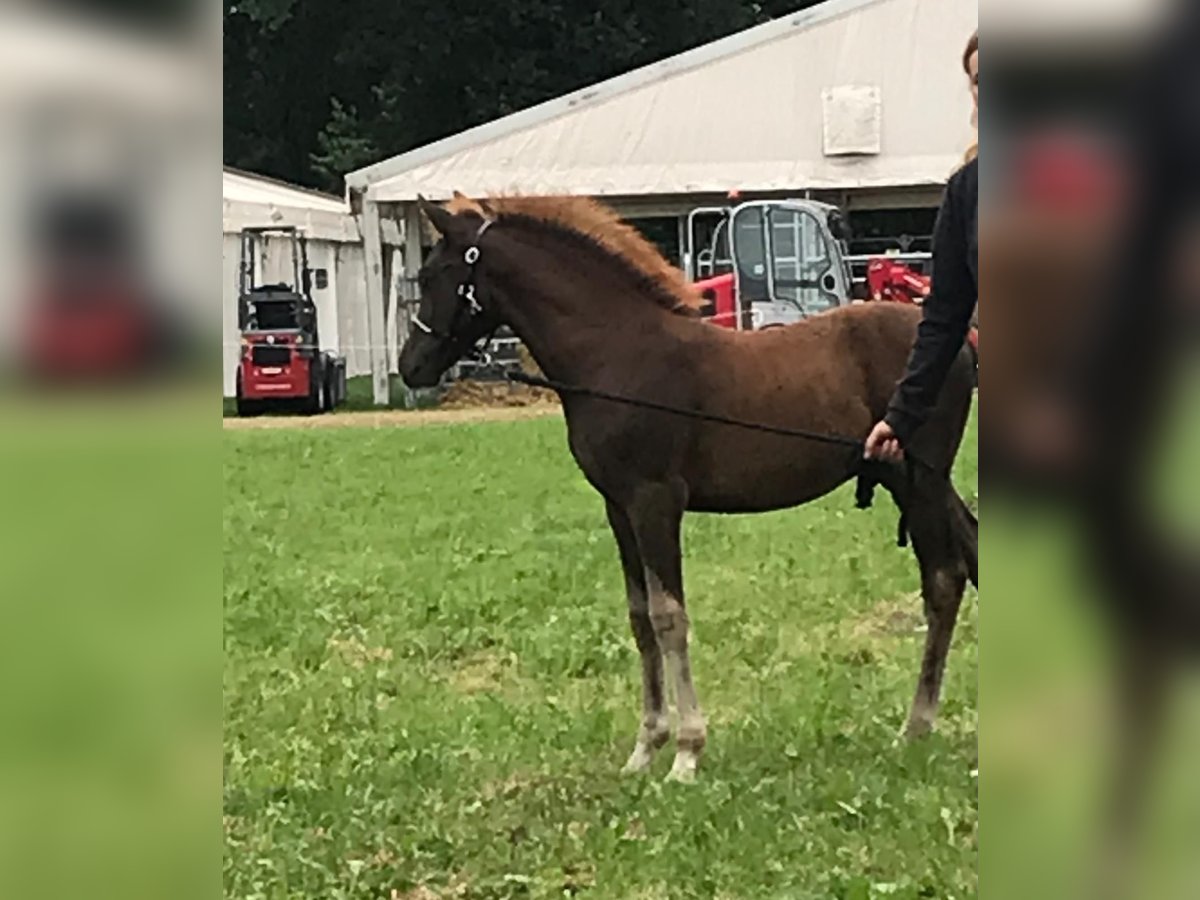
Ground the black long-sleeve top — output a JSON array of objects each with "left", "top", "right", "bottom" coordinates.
[{"left": 884, "top": 157, "right": 978, "bottom": 445}]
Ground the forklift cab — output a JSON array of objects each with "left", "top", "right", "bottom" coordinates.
[
  {"left": 237, "top": 226, "right": 316, "bottom": 339},
  {"left": 687, "top": 199, "right": 854, "bottom": 328}
]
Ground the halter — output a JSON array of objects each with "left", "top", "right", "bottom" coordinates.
[{"left": 412, "top": 218, "right": 498, "bottom": 362}]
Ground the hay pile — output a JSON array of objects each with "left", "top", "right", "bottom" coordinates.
[
  {"left": 440, "top": 345, "right": 558, "bottom": 410},
  {"left": 439, "top": 379, "right": 557, "bottom": 409}
]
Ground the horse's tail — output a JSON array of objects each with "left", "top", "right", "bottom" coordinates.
[{"left": 950, "top": 489, "right": 978, "bottom": 589}]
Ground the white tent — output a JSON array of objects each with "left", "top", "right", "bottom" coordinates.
[
  {"left": 223, "top": 167, "right": 362, "bottom": 242},
  {"left": 345, "top": 0, "right": 978, "bottom": 404},
  {"left": 347, "top": 0, "right": 977, "bottom": 208},
  {"left": 222, "top": 168, "right": 402, "bottom": 396}
]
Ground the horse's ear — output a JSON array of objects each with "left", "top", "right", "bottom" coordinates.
[
  {"left": 418, "top": 195, "right": 457, "bottom": 237},
  {"left": 451, "top": 191, "right": 494, "bottom": 220}
]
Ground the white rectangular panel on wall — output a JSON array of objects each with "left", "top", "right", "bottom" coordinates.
[{"left": 822, "top": 85, "right": 882, "bottom": 156}]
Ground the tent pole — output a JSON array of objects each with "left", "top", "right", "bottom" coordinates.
[{"left": 361, "top": 197, "right": 391, "bottom": 406}]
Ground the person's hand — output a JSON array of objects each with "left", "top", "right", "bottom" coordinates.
[{"left": 864, "top": 420, "right": 904, "bottom": 462}]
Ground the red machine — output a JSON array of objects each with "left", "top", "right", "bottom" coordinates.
[
  {"left": 865, "top": 256, "right": 978, "bottom": 351},
  {"left": 27, "top": 280, "right": 157, "bottom": 381},
  {"left": 686, "top": 201, "right": 977, "bottom": 351},
  {"left": 687, "top": 199, "right": 858, "bottom": 329},
  {"left": 694, "top": 272, "right": 738, "bottom": 329},
  {"left": 866, "top": 257, "right": 930, "bottom": 305},
  {"left": 23, "top": 194, "right": 176, "bottom": 384},
  {"left": 235, "top": 226, "right": 346, "bottom": 416}
]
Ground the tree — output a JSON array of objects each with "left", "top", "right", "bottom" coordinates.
[
  {"left": 224, "top": 1, "right": 822, "bottom": 193},
  {"left": 310, "top": 99, "right": 379, "bottom": 186}
]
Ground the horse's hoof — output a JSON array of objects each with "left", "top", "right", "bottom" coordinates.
[
  {"left": 904, "top": 716, "right": 934, "bottom": 741},
  {"left": 621, "top": 748, "right": 654, "bottom": 775},
  {"left": 665, "top": 752, "right": 698, "bottom": 783},
  {"left": 624, "top": 753, "right": 652, "bottom": 777}
]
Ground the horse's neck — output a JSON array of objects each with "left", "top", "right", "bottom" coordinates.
[{"left": 488, "top": 233, "right": 673, "bottom": 382}]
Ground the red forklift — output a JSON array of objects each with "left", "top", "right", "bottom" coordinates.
[
  {"left": 23, "top": 192, "right": 182, "bottom": 384},
  {"left": 234, "top": 226, "right": 346, "bottom": 416}
]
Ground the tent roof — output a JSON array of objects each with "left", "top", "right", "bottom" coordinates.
[
  {"left": 223, "top": 167, "right": 400, "bottom": 243},
  {"left": 224, "top": 167, "right": 350, "bottom": 214},
  {"left": 348, "top": 0, "right": 977, "bottom": 203}
]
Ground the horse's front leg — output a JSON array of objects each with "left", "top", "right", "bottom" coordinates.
[
  {"left": 626, "top": 484, "right": 706, "bottom": 782},
  {"left": 607, "top": 501, "right": 670, "bottom": 773}
]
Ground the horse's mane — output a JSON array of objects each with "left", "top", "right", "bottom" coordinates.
[{"left": 444, "top": 194, "right": 703, "bottom": 313}]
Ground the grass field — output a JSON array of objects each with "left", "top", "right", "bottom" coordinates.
[{"left": 224, "top": 413, "right": 978, "bottom": 900}]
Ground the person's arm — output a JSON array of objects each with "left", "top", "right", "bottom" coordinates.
[{"left": 882, "top": 170, "right": 978, "bottom": 446}]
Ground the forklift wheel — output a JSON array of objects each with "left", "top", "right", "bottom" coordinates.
[
  {"left": 235, "top": 396, "right": 264, "bottom": 417},
  {"left": 304, "top": 376, "right": 325, "bottom": 415},
  {"left": 235, "top": 376, "right": 263, "bottom": 417}
]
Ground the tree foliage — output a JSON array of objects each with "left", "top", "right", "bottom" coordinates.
[{"left": 224, "top": 1, "right": 818, "bottom": 193}]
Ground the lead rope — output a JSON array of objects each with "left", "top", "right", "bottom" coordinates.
[
  {"left": 505, "top": 369, "right": 946, "bottom": 548},
  {"left": 507, "top": 371, "right": 864, "bottom": 450}
]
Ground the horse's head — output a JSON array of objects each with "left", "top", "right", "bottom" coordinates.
[{"left": 399, "top": 196, "right": 503, "bottom": 388}]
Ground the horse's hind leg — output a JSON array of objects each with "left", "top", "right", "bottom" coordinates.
[
  {"left": 892, "top": 474, "right": 970, "bottom": 738},
  {"left": 625, "top": 483, "right": 706, "bottom": 782},
  {"left": 907, "top": 555, "right": 968, "bottom": 738},
  {"left": 607, "top": 500, "right": 670, "bottom": 773}
]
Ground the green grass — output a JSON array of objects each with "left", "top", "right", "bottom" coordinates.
[
  {"left": 224, "top": 414, "right": 978, "bottom": 899},
  {"left": 340, "top": 375, "right": 440, "bottom": 412}
]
